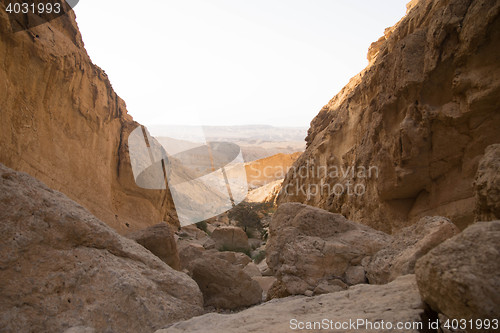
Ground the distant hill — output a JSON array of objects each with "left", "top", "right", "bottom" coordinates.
[
  {"left": 150, "top": 125, "right": 307, "bottom": 162},
  {"left": 147, "top": 125, "right": 308, "bottom": 143}
]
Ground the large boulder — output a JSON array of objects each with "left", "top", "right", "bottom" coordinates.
[
  {"left": 178, "top": 243, "right": 262, "bottom": 310},
  {"left": 0, "top": 164, "right": 203, "bottom": 332},
  {"left": 126, "top": 222, "right": 181, "bottom": 270},
  {"left": 266, "top": 203, "right": 391, "bottom": 296},
  {"left": 177, "top": 241, "right": 206, "bottom": 273},
  {"left": 212, "top": 250, "right": 252, "bottom": 268},
  {"left": 474, "top": 144, "right": 500, "bottom": 221},
  {"left": 158, "top": 275, "right": 426, "bottom": 333},
  {"left": 178, "top": 224, "right": 208, "bottom": 240},
  {"left": 415, "top": 221, "right": 500, "bottom": 328},
  {"left": 365, "top": 216, "right": 459, "bottom": 284},
  {"left": 188, "top": 251, "right": 262, "bottom": 309},
  {"left": 211, "top": 226, "right": 250, "bottom": 251}
]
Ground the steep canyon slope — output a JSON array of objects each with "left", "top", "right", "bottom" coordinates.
[
  {"left": 0, "top": 6, "right": 176, "bottom": 233},
  {"left": 278, "top": 0, "right": 500, "bottom": 232}
]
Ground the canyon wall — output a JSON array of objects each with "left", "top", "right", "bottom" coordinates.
[
  {"left": 0, "top": 5, "right": 176, "bottom": 233},
  {"left": 245, "top": 152, "right": 301, "bottom": 189},
  {"left": 278, "top": 0, "right": 500, "bottom": 233}
]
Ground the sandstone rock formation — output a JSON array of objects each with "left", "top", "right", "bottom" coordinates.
[
  {"left": 126, "top": 222, "right": 181, "bottom": 270},
  {"left": 266, "top": 280, "right": 291, "bottom": 301},
  {"left": 257, "top": 259, "right": 274, "bottom": 276},
  {"left": 239, "top": 139, "right": 305, "bottom": 163},
  {"left": 63, "top": 327, "right": 95, "bottom": 333},
  {"left": 242, "top": 262, "right": 261, "bottom": 277},
  {"left": 190, "top": 252, "right": 262, "bottom": 309},
  {"left": 211, "top": 226, "right": 250, "bottom": 251},
  {"left": 0, "top": 164, "right": 203, "bottom": 332},
  {"left": 415, "top": 221, "right": 500, "bottom": 327},
  {"left": 158, "top": 275, "right": 425, "bottom": 333},
  {"left": 0, "top": 4, "right": 176, "bottom": 234},
  {"left": 474, "top": 144, "right": 500, "bottom": 221},
  {"left": 211, "top": 250, "right": 252, "bottom": 268},
  {"left": 252, "top": 276, "right": 276, "bottom": 301},
  {"left": 364, "top": 216, "right": 459, "bottom": 284},
  {"left": 245, "top": 179, "right": 283, "bottom": 205},
  {"left": 179, "top": 224, "right": 208, "bottom": 241},
  {"left": 178, "top": 246, "right": 262, "bottom": 309},
  {"left": 178, "top": 242, "right": 206, "bottom": 272},
  {"left": 278, "top": 0, "right": 500, "bottom": 232},
  {"left": 266, "top": 203, "right": 391, "bottom": 296},
  {"left": 344, "top": 266, "right": 367, "bottom": 285},
  {"left": 245, "top": 152, "right": 301, "bottom": 189}
]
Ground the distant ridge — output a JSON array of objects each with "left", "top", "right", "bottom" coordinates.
[{"left": 147, "top": 124, "right": 308, "bottom": 143}]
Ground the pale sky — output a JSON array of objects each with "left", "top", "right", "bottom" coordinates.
[{"left": 74, "top": 0, "right": 407, "bottom": 127}]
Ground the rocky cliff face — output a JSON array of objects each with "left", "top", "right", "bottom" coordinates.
[
  {"left": 245, "top": 152, "right": 301, "bottom": 189},
  {"left": 278, "top": 0, "right": 500, "bottom": 232},
  {"left": 0, "top": 6, "right": 176, "bottom": 233}
]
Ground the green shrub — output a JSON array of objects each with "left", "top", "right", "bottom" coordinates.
[
  {"left": 195, "top": 220, "right": 208, "bottom": 233},
  {"left": 245, "top": 228, "right": 253, "bottom": 239},
  {"left": 228, "top": 202, "right": 261, "bottom": 232}
]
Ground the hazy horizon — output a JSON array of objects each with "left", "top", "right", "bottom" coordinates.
[
  {"left": 74, "top": 0, "right": 408, "bottom": 127},
  {"left": 147, "top": 123, "right": 308, "bottom": 142}
]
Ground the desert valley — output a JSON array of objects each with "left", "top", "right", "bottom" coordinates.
[{"left": 0, "top": 0, "right": 499, "bottom": 332}]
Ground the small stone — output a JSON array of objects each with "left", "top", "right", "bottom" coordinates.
[
  {"left": 212, "top": 226, "right": 250, "bottom": 251},
  {"left": 345, "top": 266, "right": 366, "bottom": 285}
]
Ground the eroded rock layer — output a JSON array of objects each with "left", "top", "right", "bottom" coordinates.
[
  {"left": 0, "top": 5, "right": 176, "bottom": 233},
  {"left": 278, "top": 0, "right": 500, "bottom": 232}
]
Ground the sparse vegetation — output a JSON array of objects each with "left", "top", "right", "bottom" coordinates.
[
  {"left": 195, "top": 220, "right": 208, "bottom": 233},
  {"left": 261, "top": 228, "right": 268, "bottom": 241},
  {"left": 229, "top": 202, "right": 261, "bottom": 232},
  {"left": 228, "top": 202, "right": 275, "bottom": 241},
  {"left": 245, "top": 228, "right": 253, "bottom": 239}
]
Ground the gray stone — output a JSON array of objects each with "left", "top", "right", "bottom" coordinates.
[
  {"left": 126, "top": 222, "right": 180, "bottom": 270},
  {"left": 266, "top": 203, "right": 391, "bottom": 296},
  {"left": 345, "top": 266, "right": 366, "bottom": 285},
  {"left": 243, "top": 262, "right": 262, "bottom": 277},
  {"left": 158, "top": 275, "right": 425, "bottom": 333},
  {"left": 0, "top": 164, "right": 203, "bottom": 333},
  {"left": 415, "top": 221, "right": 500, "bottom": 328},
  {"left": 212, "top": 226, "right": 250, "bottom": 251},
  {"left": 365, "top": 216, "right": 459, "bottom": 284}
]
